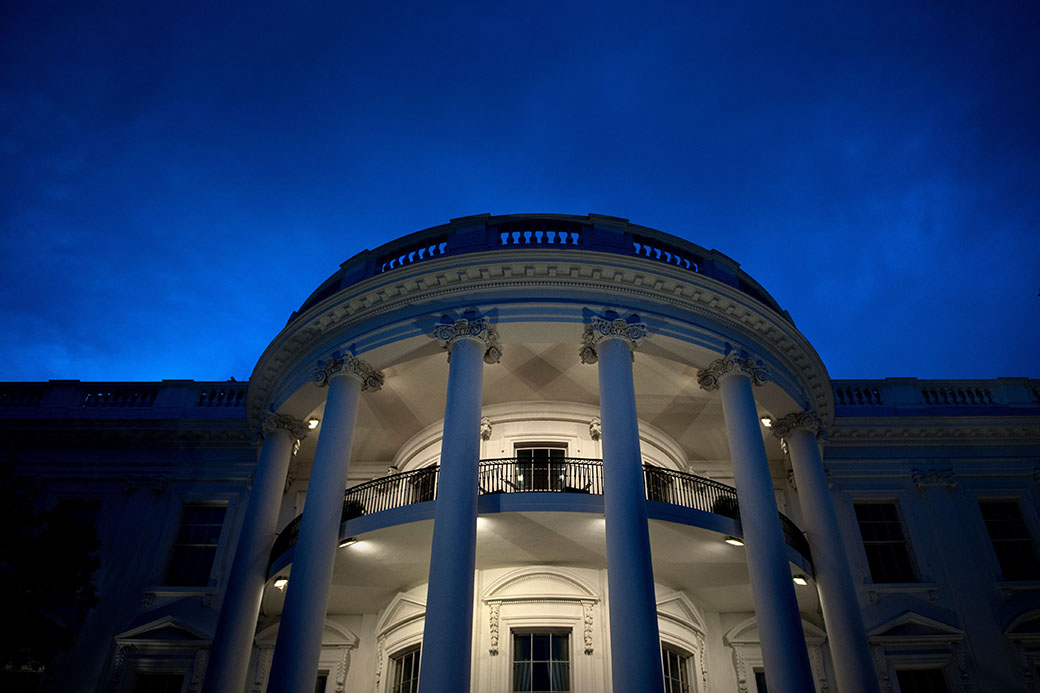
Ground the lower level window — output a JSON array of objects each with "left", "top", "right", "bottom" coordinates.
[
  {"left": 661, "top": 644, "right": 691, "bottom": 693},
  {"left": 390, "top": 646, "right": 420, "bottom": 693},
  {"left": 896, "top": 668, "right": 948, "bottom": 693},
  {"left": 513, "top": 631, "right": 570, "bottom": 692},
  {"left": 132, "top": 672, "right": 184, "bottom": 693}
]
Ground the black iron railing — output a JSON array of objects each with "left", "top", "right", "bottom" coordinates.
[{"left": 270, "top": 458, "right": 812, "bottom": 566}]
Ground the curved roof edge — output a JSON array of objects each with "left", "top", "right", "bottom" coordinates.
[{"left": 291, "top": 213, "right": 792, "bottom": 325}]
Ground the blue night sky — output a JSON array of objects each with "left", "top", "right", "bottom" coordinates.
[{"left": 2, "top": 1, "right": 1038, "bottom": 383}]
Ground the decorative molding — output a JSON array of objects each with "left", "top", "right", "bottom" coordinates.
[
  {"left": 582, "top": 601, "right": 594, "bottom": 654},
  {"left": 588, "top": 417, "right": 601, "bottom": 441},
  {"left": 480, "top": 416, "right": 493, "bottom": 441},
  {"left": 696, "top": 632, "right": 709, "bottom": 693},
  {"left": 188, "top": 648, "right": 207, "bottom": 693},
  {"left": 697, "top": 352, "right": 769, "bottom": 391},
  {"left": 124, "top": 475, "right": 167, "bottom": 494},
  {"left": 872, "top": 644, "right": 893, "bottom": 693},
  {"left": 911, "top": 468, "right": 957, "bottom": 489},
  {"left": 251, "top": 646, "right": 272, "bottom": 693},
  {"left": 109, "top": 644, "right": 134, "bottom": 691},
  {"left": 770, "top": 411, "right": 821, "bottom": 440},
  {"left": 488, "top": 602, "right": 500, "bottom": 655},
  {"left": 312, "top": 353, "right": 385, "bottom": 391},
  {"left": 374, "top": 639, "right": 385, "bottom": 693},
  {"left": 258, "top": 411, "right": 310, "bottom": 441},
  {"left": 433, "top": 316, "right": 502, "bottom": 364},
  {"left": 578, "top": 314, "right": 647, "bottom": 364},
  {"left": 335, "top": 648, "right": 350, "bottom": 693},
  {"left": 953, "top": 640, "right": 973, "bottom": 692}
]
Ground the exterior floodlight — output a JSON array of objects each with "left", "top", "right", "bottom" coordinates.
[
  {"left": 273, "top": 576, "right": 288, "bottom": 590},
  {"left": 724, "top": 536, "right": 745, "bottom": 546},
  {"left": 792, "top": 575, "right": 809, "bottom": 586},
  {"left": 760, "top": 417, "right": 773, "bottom": 428},
  {"left": 308, "top": 418, "right": 320, "bottom": 429},
  {"left": 339, "top": 537, "right": 358, "bottom": 548}
]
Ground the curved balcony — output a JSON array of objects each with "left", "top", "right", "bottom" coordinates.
[{"left": 269, "top": 458, "right": 812, "bottom": 570}]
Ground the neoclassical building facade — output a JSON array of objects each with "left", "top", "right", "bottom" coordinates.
[{"left": 3, "top": 213, "right": 1040, "bottom": 693}]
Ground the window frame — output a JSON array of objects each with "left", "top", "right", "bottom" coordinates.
[
  {"left": 661, "top": 641, "right": 693, "bottom": 693},
  {"left": 853, "top": 500, "right": 919, "bottom": 584},
  {"left": 977, "top": 498, "right": 1040, "bottom": 581},
  {"left": 510, "top": 628, "right": 572, "bottom": 693},
  {"left": 388, "top": 645, "right": 421, "bottom": 693},
  {"left": 163, "top": 501, "right": 228, "bottom": 588}
]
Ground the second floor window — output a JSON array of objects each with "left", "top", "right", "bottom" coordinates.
[
  {"left": 515, "top": 446, "right": 567, "bottom": 492},
  {"left": 166, "top": 503, "right": 226, "bottom": 586},
  {"left": 979, "top": 499, "right": 1040, "bottom": 580},
  {"left": 854, "top": 501, "right": 917, "bottom": 583}
]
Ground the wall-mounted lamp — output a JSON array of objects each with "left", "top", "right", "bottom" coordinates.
[{"left": 338, "top": 537, "right": 358, "bottom": 548}]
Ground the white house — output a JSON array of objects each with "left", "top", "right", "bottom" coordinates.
[{"left": 3, "top": 214, "right": 1039, "bottom": 693}]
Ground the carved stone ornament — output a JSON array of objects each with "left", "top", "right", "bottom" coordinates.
[
  {"left": 258, "top": 411, "right": 310, "bottom": 441},
  {"left": 433, "top": 317, "right": 503, "bottom": 364},
  {"left": 582, "top": 601, "right": 595, "bottom": 654},
  {"left": 480, "top": 416, "right": 493, "bottom": 441},
  {"left": 488, "top": 602, "right": 501, "bottom": 655},
  {"left": 910, "top": 468, "right": 957, "bottom": 489},
  {"left": 770, "top": 411, "right": 821, "bottom": 440},
  {"left": 579, "top": 315, "right": 648, "bottom": 364},
  {"left": 312, "top": 353, "right": 385, "bottom": 391},
  {"left": 588, "top": 417, "right": 602, "bottom": 441},
  {"left": 696, "top": 352, "right": 769, "bottom": 391}
]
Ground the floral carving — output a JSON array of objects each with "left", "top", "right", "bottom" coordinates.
[
  {"left": 910, "top": 468, "right": 957, "bottom": 489},
  {"left": 258, "top": 411, "right": 310, "bottom": 441},
  {"left": 588, "top": 417, "right": 601, "bottom": 441},
  {"left": 488, "top": 602, "right": 500, "bottom": 655},
  {"left": 433, "top": 317, "right": 502, "bottom": 364},
  {"left": 582, "top": 601, "right": 594, "bottom": 654},
  {"left": 696, "top": 352, "right": 769, "bottom": 391},
  {"left": 770, "top": 411, "right": 821, "bottom": 440},
  {"left": 480, "top": 416, "right": 493, "bottom": 441},
  {"left": 312, "top": 353, "right": 385, "bottom": 391},
  {"left": 579, "top": 314, "right": 648, "bottom": 364}
]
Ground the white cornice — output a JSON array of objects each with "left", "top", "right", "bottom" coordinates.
[
  {"left": 827, "top": 415, "right": 1040, "bottom": 445},
  {"left": 247, "top": 250, "right": 832, "bottom": 427}
]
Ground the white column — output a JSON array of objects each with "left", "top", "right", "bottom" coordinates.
[
  {"left": 580, "top": 314, "right": 665, "bottom": 693},
  {"left": 418, "top": 316, "right": 501, "bottom": 693},
  {"left": 267, "top": 354, "right": 384, "bottom": 693},
  {"left": 774, "top": 412, "right": 879, "bottom": 693},
  {"left": 698, "top": 353, "right": 815, "bottom": 693},
  {"left": 203, "top": 413, "right": 306, "bottom": 693}
]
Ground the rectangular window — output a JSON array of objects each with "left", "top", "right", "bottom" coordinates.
[
  {"left": 513, "top": 631, "right": 570, "bottom": 692},
  {"left": 313, "top": 672, "right": 328, "bottom": 693},
  {"left": 390, "top": 646, "right": 420, "bottom": 693},
  {"left": 132, "top": 672, "right": 185, "bottom": 693},
  {"left": 515, "top": 447, "right": 567, "bottom": 492},
  {"left": 979, "top": 500, "right": 1040, "bottom": 580},
  {"left": 754, "top": 669, "right": 768, "bottom": 693},
  {"left": 895, "top": 668, "right": 948, "bottom": 692},
  {"left": 661, "top": 644, "right": 691, "bottom": 693},
  {"left": 166, "top": 503, "right": 226, "bottom": 586},
  {"left": 854, "top": 502, "right": 917, "bottom": 583}
]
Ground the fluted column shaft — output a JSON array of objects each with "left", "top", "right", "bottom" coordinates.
[
  {"left": 419, "top": 317, "right": 501, "bottom": 693},
  {"left": 701, "top": 354, "right": 814, "bottom": 693},
  {"left": 268, "top": 354, "right": 382, "bottom": 693},
  {"left": 779, "top": 417, "right": 879, "bottom": 693},
  {"left": 203, "top": 415, "right": 303, "bottom": 693}
]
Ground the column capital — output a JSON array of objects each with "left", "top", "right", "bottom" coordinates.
[
  {"left": 770, "top": 411, "right": 821, "bottom": 440},
  {"left": 433, "top": 316, "right": 502, "bottom": 364},
  {"left": 256, "top": 412, "right": 310, "bottom": 441},
  {"left": 312, "top": 354, "right": 385, "bottom": 391},
  {"left": 579, "top": 314, "right": 647, "bottom": 364},
  {"left": 696, "top": 352, "right": 769, "bottom": 391}
]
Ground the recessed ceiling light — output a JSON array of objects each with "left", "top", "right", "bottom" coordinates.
[
  {"left": 338, "top": 536, "right": 358, "bottom": 548},
  {"left": 273, "top": 576, "right": 288, "bottom": 590},
  {"left": 793, "top": 575, "right": 809, "bottom": 586},
  {"left": 308, "top": 418, "right": 320, "bottom": 429},
  {"left": 760, "top": 417, "right": 773, "bottom": 428},
  {"left": 724, "top": 536, "right": 745, "bottom": 546}
]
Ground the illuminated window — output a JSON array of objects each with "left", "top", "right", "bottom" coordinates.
[
  {"left": 390, "top": 645, "right": 420, "bottom": 693},
  {"left": 513, "top": 631, "right": 570, "bottom": 692},
  {"left": 166, "top": 503, "right": 226, "bottom": 586},
  {"left": 979, "top": 500, "right": 1040, "bottom": 580},
  {"left": 661, "top": 644, "right": 691, "bottom": 693},
  {"left": 854, "top": 502, "right": 917, "bottom": 583}
]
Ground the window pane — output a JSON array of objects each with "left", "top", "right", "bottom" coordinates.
[
  {"left": 166, "top": 503, "right": 226, "bottom": 586},
  {"left": 854, "top": 502, "right": 917, "bottom": 582},
  {"left": 515, "top": 633, "right": 531, "bottom": 661},
  {"left": 979, "top": 500, "right": 1040, "bottom": 580},
  {"left": 896, "top": 668, "right": 948, "bottom": 693},
  {"left": 532, "top": 662, "right": 550, "bottom": 690},
  {"left": 133, "top": 672, "right": 185, "bottom": 693},
  {"left": 532, "top": 634, "right": 550, "bottom": 660}
]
